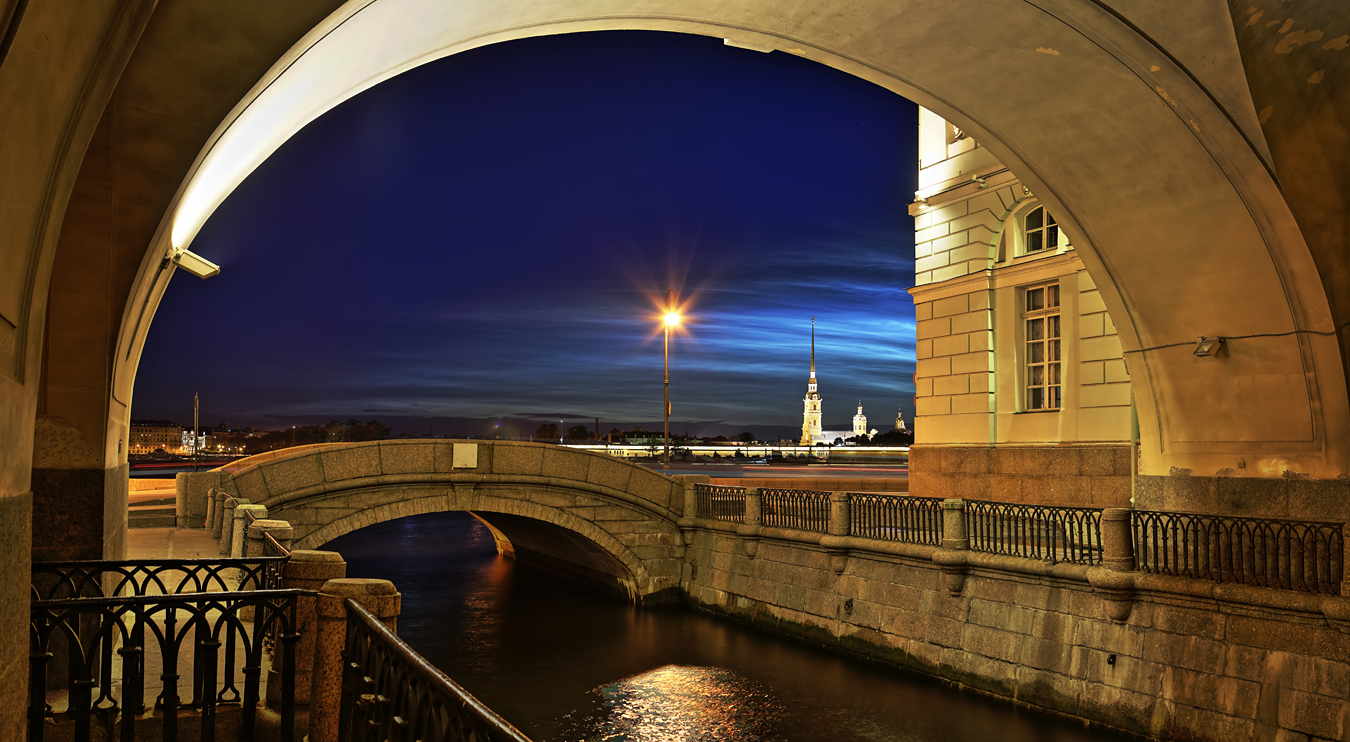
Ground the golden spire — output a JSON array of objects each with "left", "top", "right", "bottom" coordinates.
[{"left": 810, "top": 317, "right": 816, "bottom": 377}]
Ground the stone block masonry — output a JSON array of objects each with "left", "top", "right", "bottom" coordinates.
[{"left": 681, "top": 507, "right": 1350, "bottom": 742}]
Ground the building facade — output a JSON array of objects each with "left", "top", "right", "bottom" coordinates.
[
  {"left": 128, "top": 420, "right": 183, "bottom": 455},
  {"left": 907, "top": 108, "right": 1135, "bottom": 505}
]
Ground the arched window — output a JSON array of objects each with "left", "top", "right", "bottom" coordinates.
[{"left": 1024, "top": 205, "right": 1060, "bottom": 254}]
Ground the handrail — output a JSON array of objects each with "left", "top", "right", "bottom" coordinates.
[
  {"left": 339, "top": 600, "right": 533, "bottom": 742},
  {"left": 32, "top": 556, "right": 290, "bottom": 599}
]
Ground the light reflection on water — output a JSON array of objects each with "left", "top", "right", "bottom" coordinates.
[
  {"left": 327, "top": 512, "right": 1138, "bottom": 742},
  {"left": 557, "top": 665, "right": 785, "bottom": 742}
]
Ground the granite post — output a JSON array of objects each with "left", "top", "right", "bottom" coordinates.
[
  {"left": 309, "top": 578, "right": 401, "bottom": 742},
  {"left": 267, "top": 550, "right": 346, "bottom": 706}
]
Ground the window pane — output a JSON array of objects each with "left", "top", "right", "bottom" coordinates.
[
  {"left": 1050, "top": 363, "right": 1061, "bottom": 384},
  {"left": 1026, "top": 207, "right": 1043, "bottom": 231},
  {"left": 1048, "top": 315, "right": 1061, "bottom": 338},
  {"left": 1028, "top": 232, "right": 1043, "bottom": 252},
  {"left": 1028, "top": 317, "right": 1044, "bottom": 340},
  {"left": 1027, "top": 289, "right": 1043, "bottom": 312},
  {"left": 1046, "top": 212, "right": 1056, "bottom": 226},
  {"left": 1050, "top": 339, "right": 1061, "bottom": 361},
  {"left": 1029, "top": 388, "right": 1044, "bottom": 410},
  {"left": 1030, "top": 366, "right": 1044, "bottom": 385},
  {"left": 1047, "top": 285, "right": 1060, "bottom": 308},
  {"left": 1047, "top": 226, "right": 1060, "bottom": 249},
  {"left": 1030, "top": 342, "right": 1044, "bottom": 363},
  {"left": 1049, "top": 386, "right": 1061, "bottom": 409}
]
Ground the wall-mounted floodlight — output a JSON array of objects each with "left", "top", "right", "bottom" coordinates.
[
  {"left": 171, "top": 249, "right": 220, "bottom": 279},
  {"left": 1193, "top": 336, "right": 1224, "bottom": 357}
]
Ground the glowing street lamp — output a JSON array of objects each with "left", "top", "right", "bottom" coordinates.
[{"left": 663, "top": 289, "right": 680, "bottom": 467}]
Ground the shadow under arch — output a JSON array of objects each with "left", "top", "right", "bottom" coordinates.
[{"left": 289, "top": 490, "right": 669, "bottom": 604}]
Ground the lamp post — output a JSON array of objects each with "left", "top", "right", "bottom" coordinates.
[{"left": 663, "top": 289, "right": 680, "bottom": 467}]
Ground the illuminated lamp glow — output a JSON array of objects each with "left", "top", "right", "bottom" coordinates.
[{"left": 665, "top": 312, "right": 681, "bottom": 327}]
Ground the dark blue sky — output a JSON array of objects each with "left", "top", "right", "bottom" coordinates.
[{"left": 135, "top": 31, "right": 918, "bottom": 438}]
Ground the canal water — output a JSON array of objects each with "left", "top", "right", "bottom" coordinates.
[{"left": 327, "top": 512, "right": 1135, "bottom": 742}]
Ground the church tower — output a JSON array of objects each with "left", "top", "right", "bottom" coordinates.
[
  {"left": 853, "top": 401, "right": 868, "bottom": 437},
  {"left": 800, "top": 318, "right": 823, "bottom": 445}
]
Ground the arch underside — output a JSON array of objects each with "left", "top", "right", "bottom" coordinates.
[
  {"left": 285, "top": 488, "right": 681, "bottom": 602},
  {"left": 103, "top": 0, "right": 1348, "bottom": 482}
]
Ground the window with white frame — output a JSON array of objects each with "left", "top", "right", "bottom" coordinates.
[
  {"left": 1023, "top": 282, "right": 1061, "bottom": 411},
  {"left": 1023, "top": 205, "right": 1060, "bottom": 254}
]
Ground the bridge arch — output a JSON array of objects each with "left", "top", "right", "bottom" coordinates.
[{"left": 215, "top": 440, "right": 688, "bottom": 601}]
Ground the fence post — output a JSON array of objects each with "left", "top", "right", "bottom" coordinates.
[
  {"left": 310, "top": 578, "right": 402, "bottom": 742},
  {"left": 933, "top": 498, "right": 970, "bottom": 594},
  {"left": 246, "top": 518, "right": 293, "bottom": 558},
  {"left": 675, "top": 475, "right": 708, "bottom": 548},
  {"left": 210, "top": 490, "right": 228, "bottom": 539},
  {"left": 205, "top": 489, "right": 217, "bottom": 532},
  {"left": 219, "top": 498, "right": 245, "bottom": 555},
  {"left": 269, "top": 550, "right": 346, "bottom": 707},
  {"left": 741, "top": 488, "right": 763, "bottom": 558},
  {"left": 828, "top": 492, "right": 850, "bottom": 574},
  {"left": 231, "top": 504, "right": 267, "bottom": 565},
  {"left": 1089, "top": 507, "right": 1138, "bottom": 621}
]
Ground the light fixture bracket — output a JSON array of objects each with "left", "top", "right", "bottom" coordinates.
[
  {"left": 171, "top": 249, "right": 220, "bottom": 279},
  {"left": 1193, "top": 336, "right": 1224, "bottom": 357}
]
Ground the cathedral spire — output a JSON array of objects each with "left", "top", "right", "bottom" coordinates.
[{"left": 810, "top": 317, "right": 816, "bottom": 378}]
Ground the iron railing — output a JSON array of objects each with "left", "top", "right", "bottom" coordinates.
[
  {"left": 1132, "top": 510, "right": 1344, "bottom": 594},
  {"left": 849, "top": 493, "right": 943, "bottom": 545},
  {"left": 31, "top": 557, "right": 288, "bottom": 601},
  {"left": 966, "top": 500, "right": 1103, "bottom": 565},
  {"left": 29, "top": 589, "right": 305, "bottom": 742},
  {"left": 695, "top": 484, "right": 746, "bottom": 523},
  {"left": 760, "top": 489, "right": 831, "bottom": 533},
  {"left": 339, "top": 600, "right": 532, "bottom": 742}
]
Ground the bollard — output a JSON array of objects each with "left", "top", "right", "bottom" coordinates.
[
  {"left": 309, "top": 578, "right": 402, "bottom": 742},
  {"left": 1099, "top": 508, "right": 1135, "bottom": 572},
  {"left": 210, "top": 491, "right": 228, "bottom": 539},
  {"left": 219, "top": 498, "right": 245, "bottom": 556},
  {"left": 267, "top": 550, "right": 346, "bottom": 706}
]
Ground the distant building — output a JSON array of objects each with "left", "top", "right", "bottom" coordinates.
[
  {"left": 799, "top": 321, "right": 878, "bottom": 445},
  {"left": 894, "top": 408, "right": 909, "bottom": 434},
  {"left": 129, "top": 419, "right": 182, "bottom": 454}
]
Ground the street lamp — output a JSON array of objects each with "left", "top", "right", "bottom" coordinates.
[{"left": 663, "top": 289, "right": 680, "bottom": 467}]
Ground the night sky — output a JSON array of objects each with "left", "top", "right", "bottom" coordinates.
[{"left": 134, "top": 31, "right": 918, "bottom": 439}]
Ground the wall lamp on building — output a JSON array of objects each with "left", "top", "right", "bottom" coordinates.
[
  {"left": 171, "top": 248, "right": 221, "bottom": 279},
  {"left": 1193, "top": 336, "right": 1225, "bottom": 357}
]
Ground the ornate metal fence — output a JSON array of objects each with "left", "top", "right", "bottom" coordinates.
[
  {"left": 849, "top": 494, "right": 943, "bottom": 545},
  {"left": 965, "top": 500, "right": 1103, "bottom": 565},
  {"left": 760, "top": 489, "right": 831, "bottom": 533},
  {"left": 1132, "top": 510, "right": 1344, "bottom": 594},
  {"left": 29, "top": 589, "right": 304, "bottom": 742},
  {"left": 31, "top": 557, "right": 287, "bottom": 601},
  {"left": 695, "top": 484, "right": 746, "bottom": 523},
  {"left": 339, "top": 599, "right": 532, "bottom": 742}
]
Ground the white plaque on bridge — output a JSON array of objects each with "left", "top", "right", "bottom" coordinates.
[{"left": 452, "top": 443, "right": 478, "bottom": 469}]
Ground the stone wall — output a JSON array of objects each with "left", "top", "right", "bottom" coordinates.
[
  {"left": 683, "top": 527, "right": 1349, "bottom": 741},
  {"left": 678, "top": 485, "right": 1350, "bottom": 742},
  {"left": 908, "top": 444, "right": 1131, "bottom": 507}
]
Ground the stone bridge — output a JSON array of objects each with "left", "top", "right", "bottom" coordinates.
[{"left": 200, "top": 440, "right": 689, "bottom": 602}]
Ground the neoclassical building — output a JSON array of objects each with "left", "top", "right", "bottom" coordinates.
[{"left": 907, "top": 108, "right": 1135, "bottom": 503}]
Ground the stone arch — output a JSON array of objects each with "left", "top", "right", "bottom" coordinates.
[{"left": 85, "top": 1, "right": 1345, "bottom": 483}]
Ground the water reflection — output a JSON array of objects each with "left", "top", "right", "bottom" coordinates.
[
  {"left": 556, "top": 665, "right": 786, "bottom": 742},
  {"left": 327, "top": 512, "right": 1137, "bottom": 742}
]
